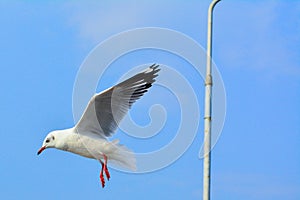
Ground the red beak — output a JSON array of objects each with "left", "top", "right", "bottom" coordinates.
[{"left": 37, "top": 146, "right": 46, "bottom": 155}]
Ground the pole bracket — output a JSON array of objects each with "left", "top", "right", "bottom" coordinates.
[{"left": 205, "top": 74, "right": 213, "bottom": 86}]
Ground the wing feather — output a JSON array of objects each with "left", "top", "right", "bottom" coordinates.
[{"left": 74, "top": 64, "right": 160, "bottom": 138}]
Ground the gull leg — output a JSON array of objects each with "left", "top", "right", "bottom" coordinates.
[
  {"left": 99, "top": 160, "right": 105, "bottom": 188},
  {"left": 103, "top": 154, "right": 110, "bottom": 180}
]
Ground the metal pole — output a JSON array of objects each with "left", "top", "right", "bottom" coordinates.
[{"left": 203, "top": 0, "right": 221, "bottom": 200}]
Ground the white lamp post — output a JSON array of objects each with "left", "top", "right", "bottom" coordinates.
[{"left": 203, "top": 0, "right": 221, "bottom": 200}]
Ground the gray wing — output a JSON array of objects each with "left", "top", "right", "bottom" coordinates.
[{"left": 74, "top": 64, "right": 160, "bottom": 138}]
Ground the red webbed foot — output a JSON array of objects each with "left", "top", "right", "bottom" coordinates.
[{"left": 99, "top": 161, "right": 105, "bottom": 188}]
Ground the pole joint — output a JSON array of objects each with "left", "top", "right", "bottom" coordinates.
[{"left": 204, "top": 116, "right": 211, "bottom": 121}]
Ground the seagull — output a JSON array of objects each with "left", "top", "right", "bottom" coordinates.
[{"left": 37, "top": 64, "right": 160, "bottom": 187}]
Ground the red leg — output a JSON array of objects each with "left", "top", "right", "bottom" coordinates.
[
  {"left": 99, "top": 160, "right": 105, "bottom": 188},
  {"left": 103, "top": 154, "right": 110, "bottom": 180}
]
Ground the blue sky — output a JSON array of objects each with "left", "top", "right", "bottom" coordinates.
[{"left": 1, "top": 1, "right": 300, "bottom": 200}]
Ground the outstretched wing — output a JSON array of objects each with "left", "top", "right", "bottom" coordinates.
[{"left": 74, "top": 64, "right": 160, "bottom": 138}]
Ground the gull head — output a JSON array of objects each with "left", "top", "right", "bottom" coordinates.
[{"left": 37, "top": 132, "right": 56, "bottom": 155}]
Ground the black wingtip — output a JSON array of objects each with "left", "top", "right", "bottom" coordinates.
[
  {"left": 149, "top": 64, "right": 160, "bottom": 73},
  {"left": 145, "top": 64, "right": 160, "bottom": 81}
]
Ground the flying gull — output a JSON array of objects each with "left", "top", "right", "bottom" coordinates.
[{"left": 37, "top": 64, "right": 160, "bottom": 187}]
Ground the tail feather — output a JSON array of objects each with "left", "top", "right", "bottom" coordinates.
[{"left": 105, "top": 139, "right": 136, "bottom": 171}]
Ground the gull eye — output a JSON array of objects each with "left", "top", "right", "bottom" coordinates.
[{"left": 45, "top": 138, "right": 50, "bottom": 143}]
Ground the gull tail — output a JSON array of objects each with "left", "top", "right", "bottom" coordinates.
[{"left": 106, "top": 139, "right": 136, "bottom": 171}]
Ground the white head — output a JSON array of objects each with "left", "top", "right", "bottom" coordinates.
[{"left": 37, "top": 132, "right": 57, "bottom": 155}]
